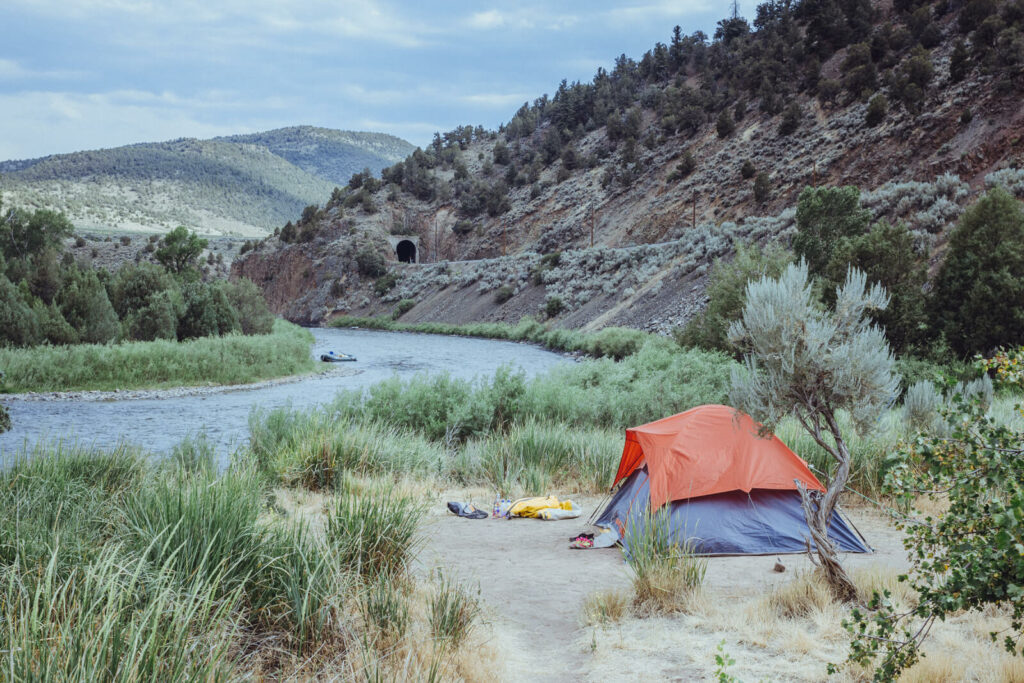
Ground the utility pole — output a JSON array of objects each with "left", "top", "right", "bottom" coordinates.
[
  {"left": 692, "top": 193, "right": 697, "bottom": 228},
  {"left": 502, "top": 220, "right": 507, "bottom": 257},
  {"left": 433, "top": 217, "right": 438, "bottom": 263},
  {"left": 812, "top": 162, "right": 817, "bottom": 187}
]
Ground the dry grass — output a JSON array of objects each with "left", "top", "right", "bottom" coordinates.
[
  {"left": 582, "top": 589, "right": 632, "bottom": 626},
  {"left": 580, "top": 563, "right": 1024, "bottom": 682}
]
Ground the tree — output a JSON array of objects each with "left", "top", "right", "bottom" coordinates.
[
  {"left": 155, "top": 226, "right": 208, "bottom": 275},
  {"left": 825, "top": 221, "right": 928, "bottom": 352},
  {"left": 222, "top": 278, "right": 274, "bottom": 335},
  {"left": 177, "top": 282, "right": 239, "bottom": 340},
  {"left": 716, "top": 110, "right": 736, "bottom": 138},
  {"left": 840, "top": 398, "right": 1024, "bottom": 680},
  {"left": 728, "top": 262, "right": 900, "bottom": 599},
  {"left": 0, "top": 204, "right": 73, "bottom": 262},
  {"left": 778, "top": 101, "right": 802, "bottom": 135},
  {"left": 676, "top": 241, "right": 793, "bottom": 353},
  {"left": 930, "top": 187, "right": 1024, "bottom": 355},
  {"left": 793, "top": 186, "right": 871, "bottom": 275},
  {"left": 57, "top": 267, "right": 119, "bottom": 344},
  {"left": 753, "top": 172, "right": 771, "bottom": 203}
]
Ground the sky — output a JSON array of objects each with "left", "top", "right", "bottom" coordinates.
[{"left": 0, "top": 1, "right": 746, "bottom": 161}]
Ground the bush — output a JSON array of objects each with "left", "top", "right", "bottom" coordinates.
[
  {"left": 107, "top": 262, "right": 177, "bottom": 320},
  {"left": 355, "top": 245, "right": 387, "bottom": 278},
  {"left": 392, "top": 298, "right": 416, "bottom": 319},
  {"left": 544, "top": 296, "right": 565, "bottom": 318},
  {"left": 716, "top": 110, "right": 736, "bottom": 138},
  {"left": 222, "top": 278, "right": 274, "bottom": 335},
  {"left": 740, "top": 160, "right": 756, "bottom": 179},
  {"left": 624, "top": 510, "right": 707, "bottom": 614},
  {"left": 865, "top": 94, "right": 888, "bottom": 126},
  {"left": 753, "top": 172, "right": 771, "bottom": 203},
  {"left": 493, "top": 285, "right": 514, "bottom": 304},
  {"left": 901, "top": 380, "right": 942, "bottom": 434},
  {"left": 668, "top": 152, "right": 696, "bottom": 182},
  {"left": 777, "top": 101, "right": 802, "bottom": 135},
  {"left": 125, "top": 289, "right": 183, "bottom": 341},
  {"left": 374, "top": 272, "right": 398, "bottom": 296},
  {"left": 793, "top": 186, "right": 871, "bottom": 275}
]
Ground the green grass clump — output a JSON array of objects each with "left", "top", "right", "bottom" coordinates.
[
  {"left": 326, "top": 485, "right": 424, "bottom": 579},
  {"left": 0, "top": 319, "right": 314, "bottom": 393},
  {"left": 624, "top": 510, "right": 707, "bottom": 614},
  {"left": 249, "top": 409, "right": 445, "bottom": 486}
]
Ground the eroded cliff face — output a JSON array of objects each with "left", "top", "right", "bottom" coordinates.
[{"left": 232, "top": 247, "right": 320, "bottom": 323}]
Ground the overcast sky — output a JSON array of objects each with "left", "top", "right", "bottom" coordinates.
[{"left": 0, "top": 1, "right": 745, "bottom": 161}]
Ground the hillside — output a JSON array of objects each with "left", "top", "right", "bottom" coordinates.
[
  {"left": 0, "top": 128, "right": 415, "bottom": 237},
  {"left": 217, "top": 127, "right": 414, "bottom": 186},
  {"left": 234, "top": 0, "right": 1024, "bottom": 328}
]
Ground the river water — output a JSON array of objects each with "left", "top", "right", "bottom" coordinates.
[{"left": 0, "top": 328, "right": 569, "bottom": 457}]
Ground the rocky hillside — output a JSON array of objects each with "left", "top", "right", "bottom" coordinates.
[
  {"left": 234, "top": 0, "right": 1024, "bottom": 330},
  {"left": 0, "top": 128, "right": 415, "bottom": 237}
]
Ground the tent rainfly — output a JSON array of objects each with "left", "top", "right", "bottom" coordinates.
[{"left": 594, "top": 405, "right": 870, "bottom": 555}]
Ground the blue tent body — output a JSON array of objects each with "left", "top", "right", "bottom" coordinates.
[{"left": 595, "top": 467, "right": 870, "bottom": 556}]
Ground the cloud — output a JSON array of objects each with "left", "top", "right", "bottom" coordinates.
[
  {"left": 466, "top": 10, "right": 508, "bottom": 30},
  {"left": 458, "top": 92, "right": 531, "bottom": 109},
  {"left": 605, "top": 0, "right": 715, "bottom": 23},
  {"left": 463, "top": 7, "right": 580, "bottom": 32},
  {"left": 0, "top": 58, "right": 83, "bottom": 81},
  {"left": 0, "top": 90, "right": 260, "bottom": 160}
]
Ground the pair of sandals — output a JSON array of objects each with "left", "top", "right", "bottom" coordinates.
[{"left": 569, "top": 533, "right": 594, "bottom": 549}]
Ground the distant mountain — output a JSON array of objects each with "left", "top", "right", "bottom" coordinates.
[
  {"left": 217, "top": 126, "right": 415, "bottom": 186},
  {"left": 0, "top": 128, "right": 416, "bottom": 236}
]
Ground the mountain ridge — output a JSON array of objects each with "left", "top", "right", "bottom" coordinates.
[{"left": 0, "top": 127, "right": 416, "bottom": 236}]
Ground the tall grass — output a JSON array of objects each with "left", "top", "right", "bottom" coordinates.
[
  {"left": 249, "top": 408, "right": 445, "bottom": 486},
  {"left": 0, "top": 319, "right": 314, "bottom": 393},
  {"left": 0, "top": 546, "right": 240, "bottom": 682},
  {"left": 624, "top": 509, "right": 708, "bottom": 614},
  {"left": 326, "top": 484, "right": 425, "bottom": 579}
]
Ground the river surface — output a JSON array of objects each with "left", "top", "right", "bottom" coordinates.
[{"left": 0, "top": 328, "right": 569, "bottom": 457}]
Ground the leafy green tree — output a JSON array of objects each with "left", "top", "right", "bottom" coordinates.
[
  {"left": 839, "top": 399, "right": 1024, "bottom": 680},
  {"left": 177, "top": 282, "right": 239, "bottom": 340},
  {"left": 676, "top": 242, "right": 793, "bottom": 353},
  {"left": 930, "top": 187, "right": 1024, "bottom": 355},
  {"left": 107, "top": 263, "right": 178, "bottom": 320},
  {"left": 793, "top": 186, "right": 871, "bottom": 275},
  {"left": 222, "top": 278, "right": 274, "bottom": 335},
  {"left": 825, "top": 221, "right": 928, "bottom": 352},
  {"left": 33, "top": 300, "right": 78, "bottom": 345},
  {"left": 155, "top": 226, "right": 208, "bottom": 275},
  {"left": 0, "top": 204, "right": 73, "bottom": 262},
  {"left": 729, "top": 263, "right": 899, "bottom": 599},
  {"left": 0, "top": 275, "right": 40, "bottom": 347},
  {"left": 57, "top": 267, "right": 119, "bottom": 344},
  {"left": 125, "top": 289, "right": 183, "bottom": 341}
]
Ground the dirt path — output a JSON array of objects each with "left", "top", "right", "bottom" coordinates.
[
  {"left": 421, "top": 498, "right": 907, "bottom": 682},
  {"left": 421, "top": 496, "right": 631, "bottom": 682}
]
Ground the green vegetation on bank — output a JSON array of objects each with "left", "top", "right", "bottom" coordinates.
[
  {"left": 0, "top": 320, "right": 315, "bottom": 393},
  {"left": 330, "top": 315, "right": 650, "bottom": 360}
]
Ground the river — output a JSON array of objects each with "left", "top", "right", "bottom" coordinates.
[{"left": 0, "top": 328, "right": 570, "bottom": 457}]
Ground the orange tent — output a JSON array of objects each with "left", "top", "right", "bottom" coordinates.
[{"left": 612, "top": 404, "right": 825, "bottom": 509}]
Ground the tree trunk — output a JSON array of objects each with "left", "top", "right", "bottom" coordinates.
[{"left": 797, "top": 409, "right": 858, "bottom": 602}]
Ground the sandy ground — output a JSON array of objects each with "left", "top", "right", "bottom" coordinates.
[{"left": 420, "top": 495, "right": 908, "bottom": 682}]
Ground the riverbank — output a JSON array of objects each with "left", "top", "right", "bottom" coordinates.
[
  {"left": 5, "top": 365, "right": 361, "bottom": 402},
  {"left": 329, "top": 315, "right": 649, "bottom": 360},
  {"left": 0, "top": 320, "right": 316, "bottom": 394}
]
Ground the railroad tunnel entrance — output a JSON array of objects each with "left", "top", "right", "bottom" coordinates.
[{"left": 396, "top": 239, "right": 417, "bottom": 263}]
